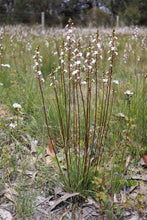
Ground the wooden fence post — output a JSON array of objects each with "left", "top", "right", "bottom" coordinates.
[
  {"left": 41, "top": 12, "right": 45, "bottom": 29},
  {"left": 116, "top": 16, "right": 119, "bottom": 27}
]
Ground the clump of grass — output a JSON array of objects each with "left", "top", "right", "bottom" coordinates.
[
  {"left": 35, "top": 20, "right": 118, "bottom": 196},
  {"left": 15, "top": 178, "right": 36, "bottom": 220}
]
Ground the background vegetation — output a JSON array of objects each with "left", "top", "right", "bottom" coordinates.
[{"left": 0, "top": 0, "right": 147, "bottom": 26}]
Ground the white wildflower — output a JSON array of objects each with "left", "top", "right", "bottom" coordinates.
[
  {"left": 93, "top": 51, "right": 98, "bottom": 55},
  {"left": 97, "top": 43, "right": 101, "bottom": 48},
  {"left": 117, "top": 113, "right": 125, "bottom": 118},
  {"left": 91, "top": 59, "right": 96, "bottom": 64},
  {"left": 75, "top": 60, "right": 81, "bottom": 65},
  {"left": 137, "top": 56, "right": 140, "bottom": 62},
  {"left": 92, "top": 39, "right": 96, "bottom": 43},
  {"left": 45, "top": 40, "right": 49, "bottom": 48},
  {"left": 109, "top": 41, "right": 112, "bottom": 46},
  {"left": 1, "top": 64, "right": 10, "bottom": 68},
  {"left": 13, "top": 103, "right": 22, "bottom": 109},
  {"left": 72, "top": 70, "right": 79, "bottom": 76},
  {"left": 9, "top": 122, "right": 17, "bottom": 129},
  {"left": 68, "top": 29, "right": 72, "bottom": 34},
  {"left": 74, "top": 48, "right": 78, "bottom": 53},
  {"left": 26, "top": 42, "right": 32, "bottom": 51},
  {"left": 65, "top": 24, "right": 69, "bottom": 29},
  {"left": 41, "top": 78, "right": 45, "bottom": 83},
  {"left": 103, "top": 78, "right": 108, "bottom": 83},
  {"left": 67, "top": 36, "right": 70, "bottom": 40},
  {"left": 86, "top": 52, "right": 90, "bottom": 57},
  {"left": 81, "top": 81, "right": 87, "bottom": 85},
  {"left": 37, "top": 70, "right": 42, "bottom": 75},
  {"left": 112, "top": 80, "right": 119, "bottom": 85},
  {"left": 78, "top": 52, "right": 82, "bottom": 57},
  {"left": 111, "top": 46, "right": 116, "bottom": 51},
  {"left": 124, "top": 90, "right": 133, "bottom": 95},
  {"left": 0, "top": 83, "right": 3, "bottom": 86}
]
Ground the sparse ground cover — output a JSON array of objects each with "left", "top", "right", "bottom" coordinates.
[{"left": 0, "top": 24, "right": 147, "bottom": 220}]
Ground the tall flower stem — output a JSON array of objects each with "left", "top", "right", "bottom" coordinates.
[
  {"left": 35, "top": 46, "right": 67, "bottom": 188},
  {"left": 52, "top": 77, "right": 71, "bottom": 188}
]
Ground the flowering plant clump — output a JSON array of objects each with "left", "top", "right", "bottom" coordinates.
[{"left": 35, "top": 21, "right": 119, "bottom": 195}]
